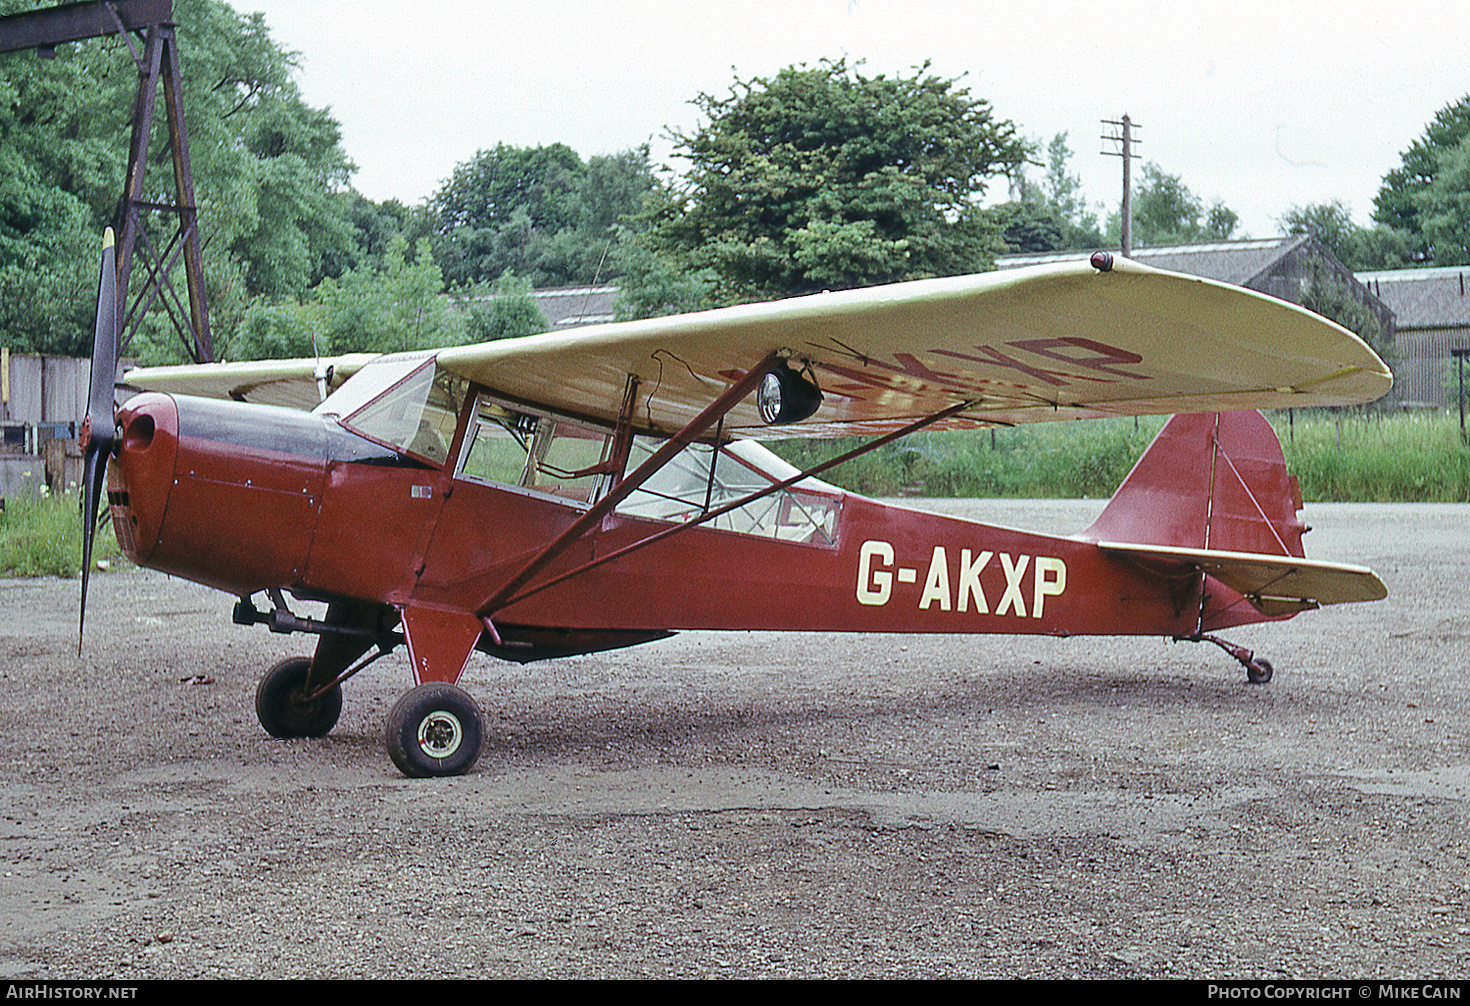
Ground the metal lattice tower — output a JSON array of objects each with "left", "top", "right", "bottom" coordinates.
[{"left": 0, "top": 0, "right": 213, "bottom": 362}]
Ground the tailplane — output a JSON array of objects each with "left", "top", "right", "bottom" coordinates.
[{"left": 1081, "top": 411, "right": 1385, "bottom": 614}]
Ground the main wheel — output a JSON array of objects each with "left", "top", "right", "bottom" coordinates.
[
  {"left": 1246, "top": 658, "right": 1274, "bottom": 684},
  {"left": 385, "top": 683, "right": 484, "bottom": 778},
  {"left": 256, "top": 657, "right": 342, "bottom": 738}
]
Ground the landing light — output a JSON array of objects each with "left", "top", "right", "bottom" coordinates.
[{"left": 757, "top": 364, "right": 823, "bottom": 425}]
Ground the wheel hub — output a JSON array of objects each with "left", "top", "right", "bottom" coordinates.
[{"left": 416, "top": 710, "right": 464, "bottom": 759}]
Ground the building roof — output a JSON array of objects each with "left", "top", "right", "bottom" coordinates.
[
  {"left": 531, "top": 285, "right": 620, "bottom": 328},
  {"left": 997, "top": 235, "right": 1310, "bottom": 288},
  {"left": 1355, "top": 267, "right": 1470, "bottom": 330}
]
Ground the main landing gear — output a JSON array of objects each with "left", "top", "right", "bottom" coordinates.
[
  {"left": 385, "top": 683, "right": 484, "bottom": 777},
  {"left": 1175, "top": 632, "right": 1274, "bottom": 684},
  {"left": 252, "top": 659, "right": 486, "bottom": 777},
  {"left": 240, "top": 593, "right": 486, "bottom": 777},
  {"left": 255, "top": 657, "right": 342, "bottom": 737}
]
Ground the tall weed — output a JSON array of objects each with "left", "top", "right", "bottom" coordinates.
[
  {"left": 0, "top": 494, "right": 123, "bottom": 577},
  {"left": 774, "top": 412, "right": 1470, "bottom": 502}
]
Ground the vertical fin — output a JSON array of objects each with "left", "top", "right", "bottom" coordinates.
[{"left": 1081, "top": 411, "right": 1305, "bottom": 559}]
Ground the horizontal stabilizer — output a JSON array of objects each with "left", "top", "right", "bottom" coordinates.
[{"left": 1098, "top": 541, "right": 1387, "bottom": 616}]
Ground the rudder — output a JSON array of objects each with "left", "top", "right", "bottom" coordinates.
[{"left": 1081, "top": 411, "right": 1305, "bottom": 558}]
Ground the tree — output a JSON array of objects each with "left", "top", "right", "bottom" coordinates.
[
  {"left": 463, "top": 273, "right": 549, "bottom": 342},
  {"left": 1373, "top": 94, "right": 1470, "bottom": 264},
  {"left": 0, "top": 0, "right": 359, "bottom": 359},
  {"left": 1410, "top": 133, "right": 1470, "bottom": 266},
  {"left": 1122, "top": 162, "right": 1238, "bottom": 247},
  {"left": 995, "top": 132, "right": 1104, "bottom": 253},
  {"left": 0, "top": 138, "right": 97, "bottom": 354},
  {"left": 1281, "top": 200, "right": 1415, "bottom": 272},
  {"left": 646, "top": 59, "right": 1029, "bottom": 302},
  {"left": 314, "top": 235, "right": 464, "bottom": 355},
  {"left": 428, "top": 143, "right": 654, "bottom": 289}
]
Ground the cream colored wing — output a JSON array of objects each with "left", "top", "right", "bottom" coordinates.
[
  {"left": 121, "top": 354, "right": 379, "bottom": 411},
  {"left": 436, "top": 257, "right": 1391, "bottom": 438}
]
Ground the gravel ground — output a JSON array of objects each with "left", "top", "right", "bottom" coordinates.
[{"left": 0, "top": 499, "right": 1466, "bottom": 979}]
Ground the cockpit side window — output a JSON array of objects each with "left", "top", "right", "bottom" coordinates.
[
  {"left": 458, "top": 398, "right": 535, "bottom": 486},
  {"left": 454, "top": 393, "right": 615, "bottom": 504},
  {"left": 616, "top": 437, "right": 841, "bottom": 546}
]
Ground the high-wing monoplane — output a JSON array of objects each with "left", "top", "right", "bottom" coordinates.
[{"left": 85, "top": 242, "right": 1392, "bottom": 776}]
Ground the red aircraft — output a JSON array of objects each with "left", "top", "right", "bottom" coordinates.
[{"left": 83, "top": 237, "right": 1391, "bottom": 777}]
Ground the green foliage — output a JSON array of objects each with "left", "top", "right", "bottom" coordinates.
[
  {"left": 771, "top": 420, "right": 1164, "bottom": 499},
  {"left": 0, "top": 0, "right": 358, "bottom": 359},
  {"left": 1297, "top": 255, "right": 1391, "bottom": 384},
  {"left": 223, "top": 298, "right": 323, "bottom": 361},
  {"left": 0, "top": 145, "right": 97, "bottom": 354},
  {"left": 315, "top": 236, "right": 464, "bottom": 353},
  {"left": 1411, "top": 134, "right": 1470, "bottom": 267},
  {"left": 995, "top": 133, "right": 1104, "bottom": 253},
  {"left": 612, "top": 229, "right": 715, "bottom": 320},
  {"left": 1374, "top": 94, "right": 1470, "bottom": 264},
  {"left": 429, "top": 143, "right": 653, "bottom": 289},
  {"left": 772, "top": 412, "right": 1470, "bottom": 503},
  {"left": 993, "top": 198, "right": 1063, "bottom": 253},
  {"left": 463, "top": 273, "right": 549, "bottom": 341},
  {"left": 1119, "top": 163, "right": 1238, "bottom": 247},
  {"left": 341, "top": 194, "right": 429, "bottom": 273},
  {"left": 0, "top": 492, "right": 122, "bottom": 577},
  {"left": 647, "top": 58, "right": 1029, "bottom": 302},
  {"left": 1276, "top": 411, "right": 1470, "bottom": 502},
  {"left": 1280, "top": 200, "right": 1416, "bottom": 272}
]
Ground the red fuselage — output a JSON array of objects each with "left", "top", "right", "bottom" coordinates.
[{"left": 108, "top": 391, "right": 1283, "bottom": 664}]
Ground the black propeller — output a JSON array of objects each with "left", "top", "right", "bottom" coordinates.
[{"left": 79, "top": 228, "right": 118, "bottom": 654}]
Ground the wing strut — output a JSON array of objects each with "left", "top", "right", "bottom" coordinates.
[
  {"left": 484, "top": 398, "right": 975, "bottom": 615},
  {"left": 474, "top": 353, "right": 782, "bottom": 618}
]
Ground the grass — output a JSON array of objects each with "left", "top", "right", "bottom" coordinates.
[
  {"left": 0, "top": 492, "right": 125, "bottom": 578},
  {"left": 772, "top": 417, "right": 1166, "bottom": 499},
  {"left": 772, "top": 410, "right": 1470, "bottom": 503},
  {"left": 1274, "top": 411, "right": 1470, "bottom": 502}
]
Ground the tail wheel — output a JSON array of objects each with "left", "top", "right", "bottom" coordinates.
[
  {"left": 1246, "top": 658, "right": 1274, "bottom": 684},
  {"left": 386, "top": 683, "right": 483, "bottom": 778},
  {"left": 256, "top": 657, "right": 343, "bottom": 738}
]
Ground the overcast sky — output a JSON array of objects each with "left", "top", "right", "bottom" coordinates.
[{"left": 240, "top": 0, "right": 1469, "bottom": 240}]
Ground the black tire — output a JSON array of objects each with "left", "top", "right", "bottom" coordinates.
[
  {"left": 385, "top": 683, "right": 483, "bottom": 778},
  {"left": 255, "top": 657, "right": 343, "bottom": 738},
  {"left": 1246, "top": 658, "right": 1274, "bottom": 685}
]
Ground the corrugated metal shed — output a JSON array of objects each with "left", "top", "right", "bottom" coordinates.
[
  {"left": 998, "top": 236, "right": 1312, "bottom": 288},
  {"left": 1, "top": 354, "right": 90, "bottom": 424},
  {"left": 1357, "top": 266, "right": 1470, "bottom": 407},
  {"left": 1357, "top": 267, "right": 1470, "bottom": 328}
]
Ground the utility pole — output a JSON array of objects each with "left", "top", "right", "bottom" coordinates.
[
  {"left": 1102, "top": 115, "right": 1140, "bottom": 258},
  {"left": 1454, "top": 347, "right": 1469, "bottom": 444}
]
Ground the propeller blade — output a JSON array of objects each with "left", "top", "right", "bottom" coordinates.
[
  {"left": 79, "top": 229, "right": 118, "bottom": 654},
  {"left": 78, "top": 445, "right": 108, "bottom": 655},
  {"left": 87, "top": 227, "right": 117, "bottom": 438}
]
